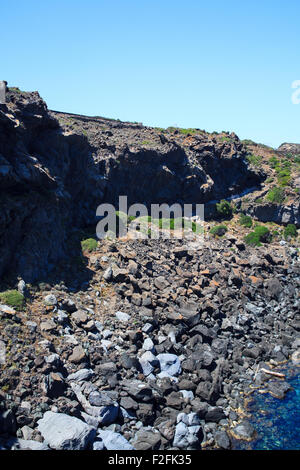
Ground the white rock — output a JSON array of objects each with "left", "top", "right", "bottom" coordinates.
[
  {"left": 180, "top": 390, "right": 194, "bottom": 401},
  {"left": 103, "top": 266, "right": 113, "bottom": 281},
  {"left": 37, "top": 411, "right": 96, "bottom": 450},
  {"left": 115, "top": 311, "right": 130, "bottom": 322},
  {"left": 25, "top": 321, "right": 37, "bottom": 332},
  {"left": 97, "top": 430, "right": 134, "bottom": 450},
  {"left": 156, "top": 353, "right": 181, "bottom": 377},
  {"left": 67, "top": 368, "right": 94, "bottom": 382},
  {"left": 143, "top": 338, "right": 155, "bottom": 351},
  {"left": 16, "top": 439, "right": 49, "bottom": 450},
  {"left": 17, "top": 280, "right": 27, "bottom": 296},
  {"left": 44, "top": 294, "right": 58, "bottom": 306},
  {"left": 0, "top": 304, "right": 15, "bottom": 315},
  {"left": 0, "top": 340, "right": 6, "bottom": 365}
]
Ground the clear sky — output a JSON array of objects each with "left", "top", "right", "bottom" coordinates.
[{"left": 1, "top": 0, "right": 299, "bottom": 148}]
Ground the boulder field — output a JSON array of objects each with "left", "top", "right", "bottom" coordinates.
[{"left": 0, "top": 233, "right": 299, "bottom": 450}]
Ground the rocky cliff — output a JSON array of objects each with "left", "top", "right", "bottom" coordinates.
[
  {"left": 0, "top": 88, "right": 266, "bottom": 282},
  {"left": 278, "top": 143, "right": 300, "bottom": 155}
]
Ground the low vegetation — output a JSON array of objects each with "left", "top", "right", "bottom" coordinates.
[
  {"left": 244, "top": 225, "right": 272, "bottom": 246},
  {"left": 284, "top": 224, "right": 298, "bottom": 239},
  {"left": 216, "top": 200, "right": 233, "bottom": 219},
  {"left": 238, "top": 213, "right": 253, "bottom": 228},
  {"left": 0, "top": 289, "right": 25, "bottom": 310},
  {"left": 246, "top": 154, "right": 262, "bottom": 167},
  {"left": 113, "top": 212, "right": 203, "bottom": 237},
  {"left": 220, "top": 136, "right": 231, "bottom": 143},
  {"left": 266, "top": 187, "right": 285, "bottom": 204},
  {"left": 210, "top": 224, "right": 228, "bottom": 237},
  {"left": 81, "top": 238, "right": 98, "bottom": 252}
]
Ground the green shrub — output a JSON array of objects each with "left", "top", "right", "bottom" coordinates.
[
  {"left": 244, "top": 225, "right": 271, "bottom": 246},
  {"left": 276, "top": 167, "right": 290, "bottom": 176},
  {"left": 0, "top": 290, "right": 25, "bottom": 310},
  {"left": 9, "top": 87, "right": 23, "bottom": 94},
  {"left": 276, "top": 168, "right": 291, "bottom": 187},
  {"left": 190, "top": 221, "right": 203, "bottom": 234},
  {"left": 269, "top": 156, "right": 279, "bottom": 168},
  {"left": 238, "top": 214, "right": 253, "bottom": 228},
  {"left": 180, "top": 128, "right": 198, "bottom": 135},
  {"left": 216, "top": 200, "right": 233, "bottom": 219},
  {"left": 254, "top": 225, "right": 272, "bottom": 240},
  {"left": 284, "top": 224, "right": 298, "bottom": 239},
  {"left": 242, "top": 139, "right": 257, "bottom": 147},
  {"left": 210, "top": 225, "right": 228, "bottom": 237},
  {"left": 246, "top": 154, "right": 262, "bottom": 166},
  {"left": 244, "top": 232, "right": 262, "bottom": 246},
  {"left": 81, "top": 238, "right": 98, "bottom": 252},
  {"left": 266, "top": 188, "right": 285, "bottom": 204},
  {"left": 278, "top": 175, "right": 291, "bottom": 187}
]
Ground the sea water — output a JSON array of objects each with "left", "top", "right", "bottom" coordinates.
[{"left": 235, "top": 365, "right": 300, "bottom": 450}]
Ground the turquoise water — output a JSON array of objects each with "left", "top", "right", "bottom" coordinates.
[{"left": 235, "top": 366, "right": 300, "bottom": 450}]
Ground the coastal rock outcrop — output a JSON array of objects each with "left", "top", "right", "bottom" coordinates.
[{"left": 0, "top": 88, "right": 263, "bottom": 282}]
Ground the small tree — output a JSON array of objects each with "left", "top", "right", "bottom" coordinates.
[{"left": 216, "top": 200, "right": 233, "bottom": 219}]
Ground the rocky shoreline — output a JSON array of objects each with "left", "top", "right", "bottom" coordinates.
[
  {"left": 231, "top": 360, "right": 300, "bottom": 450},
  {"left": 0, "top": 232, "right": 299, "bottom": 450}
]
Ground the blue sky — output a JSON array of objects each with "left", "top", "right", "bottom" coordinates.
[{"left": 2, "top": 0, "right": 299, "bottom": 147}]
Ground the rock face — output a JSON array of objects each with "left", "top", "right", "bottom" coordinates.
[
  {"left": 247, "top": 202, "right": 300, "bottom": 227},
  {"left": 0, "top": 88, "right": 262, "bottom": 282},
  {"left": 0, "top": 91, "right": 102, "bottom": 282},
  {"left": 37, "top": 411, "right": 96, "bottom": 450},
  {"left": 278, "top": 143, "right": 300, "bottom": 155}
]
